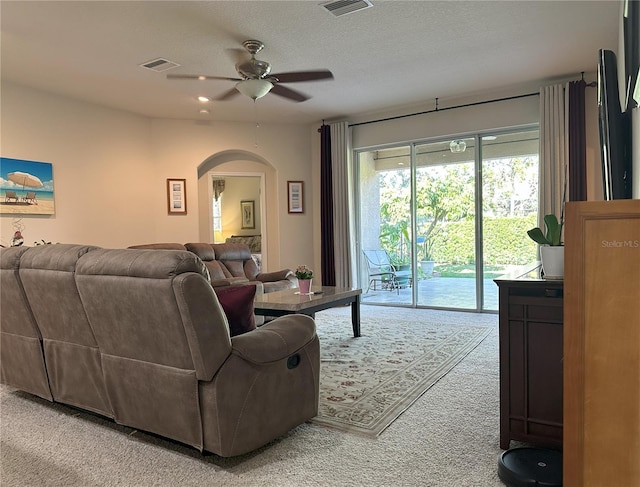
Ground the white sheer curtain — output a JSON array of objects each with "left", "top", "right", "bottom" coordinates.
[
  {"left": 329, "top": 121, "right": 352, "bottom": 287},
  {"left": 539, "top": 83, "right": 569, "bottom": 228}
]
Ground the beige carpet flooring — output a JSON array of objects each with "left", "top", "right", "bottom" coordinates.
[{"left": 1, "top": 305, "right": 505, "bottom": 486}]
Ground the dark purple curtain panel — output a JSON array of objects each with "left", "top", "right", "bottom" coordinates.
[
  {"left": 320, "top": 124, "right": 336, "bottom": 286},
  {"left": 568, "top": 80, "right": 587, "bottom": 201}
]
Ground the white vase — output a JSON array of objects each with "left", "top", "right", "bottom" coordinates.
[
  {"left": 540, "top": 245, "right": 564, "bottom": 279},
  {"left": 420, "top": 260, "right": 434, "bottom": 277}
]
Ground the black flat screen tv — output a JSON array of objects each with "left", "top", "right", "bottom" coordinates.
[
  {"left": 624, "top": 0, "right": 639, "bottom": 111},
  {"left": 598, "top": 49, "right": 632, "bottom": 200}
]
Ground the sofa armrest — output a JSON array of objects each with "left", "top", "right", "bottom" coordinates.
[
  {"left": 210, "top": 279, "right": 231, "bottom": 288},
  {"left": 239, "top": 280, "right": 264, "bottom": 297},
  {"left": 230, "top": 314, "right": 316, "bottom": 364},
  {"left": 256, "top": 269, "right": 294, "bottom": 282}
]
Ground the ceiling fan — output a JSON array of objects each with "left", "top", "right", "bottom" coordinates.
[{"left": 167, "top": 39, "right": 334, "bottom": 102}]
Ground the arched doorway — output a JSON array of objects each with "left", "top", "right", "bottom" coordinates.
[{"left": 197, "top": 150, "right": 280, "bottom": 271}]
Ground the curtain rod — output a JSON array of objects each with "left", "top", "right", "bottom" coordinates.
[
  {"left": 319, "top": 77, "right": 594, "bottom": 131},
  {"left": 349, "top": 92, "right": 538, "bottom": 128}
]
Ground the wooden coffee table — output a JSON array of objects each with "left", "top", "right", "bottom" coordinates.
[{"left": 253, "top": 286, "right": 362, "bottom": 337}]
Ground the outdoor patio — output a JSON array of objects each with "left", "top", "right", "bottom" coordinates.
[{"left": 361, "top": 276, "right": 499, "bottom": 311}]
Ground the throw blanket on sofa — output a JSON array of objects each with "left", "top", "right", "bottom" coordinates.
[{"left": 225, "top": 235, "right": 261, "bottom": 253}]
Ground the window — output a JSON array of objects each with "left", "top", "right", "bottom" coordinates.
[
  {"left": 356, "top": 127, "right": 539, "bottom": 311},
  {"left": 212, "top": 195, "right": 222, "bottom": 241}
]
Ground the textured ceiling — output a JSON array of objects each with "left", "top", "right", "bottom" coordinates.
[{"left": 0, "top": 1, "right": 620, "bottom": 124}]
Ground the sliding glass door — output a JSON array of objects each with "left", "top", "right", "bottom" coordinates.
[
  {"left": 359, "top": 148, "right": 413, "bottom": 305},
  {"left": 414, "top": 139, "right": 476, "bottom": 308},
  {"left": 356, "top": 128, "right": 539, "bottom": 311},
  {"left": 480, "top": 131, "right": 539, "bottom": 310}
]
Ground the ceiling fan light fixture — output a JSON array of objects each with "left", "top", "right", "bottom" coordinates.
[
  {"left": 450, "top": 139, "right": 467, "bottom": 153},
  {"left": 236, "top": 79, "right": 274, "bottom": 100}
]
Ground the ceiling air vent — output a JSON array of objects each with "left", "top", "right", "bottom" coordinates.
[
  {"left": 321, "top": 0, "right": 373, "bottom": 17},
  {"left": 139, "top": 58, "right": 180, "bottom": 72}
]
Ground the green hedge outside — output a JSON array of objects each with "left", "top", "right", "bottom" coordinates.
[{"left": 429, "top": 215, "right": 538, "bottom": 266}]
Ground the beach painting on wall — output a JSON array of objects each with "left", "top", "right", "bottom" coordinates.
[{"left": 0, "top": 157, "right": 55, "bottom": 215}]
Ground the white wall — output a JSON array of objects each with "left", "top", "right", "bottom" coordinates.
[
  {"left": 148, "top": 119, "right": 313, "bottom": 270},
  {"left": 347, "top": 79, "right": 601, "bottom": 181},
  {"left": 1, "top": 71, "right": 612, "bottom": 282},
  {"left": 0, "top": 82, "right": 154, "bottom": 248},
  {"left": 348, "top": 87, "right": 539, "bottom": 149},
  {"left": 1, "top": 82, "right": 315, "bottom": 272}
]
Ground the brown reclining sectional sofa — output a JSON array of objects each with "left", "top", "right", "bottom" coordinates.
[{"left": 0, "top": 244, "right": 319, "bottom": 457}]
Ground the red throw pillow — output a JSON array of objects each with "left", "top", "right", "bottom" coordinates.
[{"left": 215, "top": 285, "right": 256, "bottom": 337}]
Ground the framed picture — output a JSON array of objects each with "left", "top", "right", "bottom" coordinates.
[
  {"left": 0, "top": 157, "right": 55, "bottom": 215},
  {"left": 241, "top": 200, "right": 255, "bottom": 229},
  {"left": 287, "top": 181, "right": 304, "bottom": 214},
  {"left": 167, "top": 178, "right": 187, "bottom": 214}
]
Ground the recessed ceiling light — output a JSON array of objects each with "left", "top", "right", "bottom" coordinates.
[
  {"left": 198, "top": 96, "right": 211, "bottom": 103},
  {"left": 199, "top": 109, "right": 210, "bottom": 115},
  {"left": 198, "top": 76, "right": 206, "bottom": 81}
]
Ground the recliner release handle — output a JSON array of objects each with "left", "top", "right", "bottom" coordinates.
[{"left": 287, "top": 354, "right": 301, "bottom": 369}]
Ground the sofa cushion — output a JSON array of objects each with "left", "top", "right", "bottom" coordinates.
[
  {"left": 215, "top": 285, "right": 257, "bottom": 337},
  {"left": 204, "top": 260, "right": 232, "bottom": 280},
  {"left": 128, "top": 243, "right": 186, "bottom": 250},
  {"left": 185, "top": 243, "right": 215, "bottom": 262},
  {"left": 19, "top": 244, "right": 112, "bottom": 417},
  {"left": 0, "top": 246, "right": 53, "bottom": 401},
  {"left": 222, "top": 260, "right": 246, "bottom": 278},
  {"left": 243, "top": 259, "right": 260, "bottom": 280},
  {"left": 212, "top": 243, "right": 252, "bottom": 261}
]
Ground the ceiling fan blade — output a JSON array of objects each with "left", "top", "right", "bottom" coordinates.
[
  {"left": 270, "top": 84, "right": 309, "bottom": 102},
  {"left": 269, "top": 70, "right": 334, "bottom": 83},
  {"left": 215, "top": 87, "right": 241, "bottom": 101},
  {"left": 166, "top": 74, "right": 242, "bottom": 81}
]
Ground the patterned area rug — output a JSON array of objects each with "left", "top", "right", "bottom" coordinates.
[{"left": 312, "top": 316, "right": 491, "bottom": 437}]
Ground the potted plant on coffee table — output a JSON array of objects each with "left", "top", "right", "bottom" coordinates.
[
  {"left": 527, "top": 214, "right": 564, "bottom": 279},
  {"left": 295, "top": 265, "right": 314, "bottom": 295}
]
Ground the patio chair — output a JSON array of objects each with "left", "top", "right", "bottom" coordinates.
[
  {"left": 4, "top": 191, "right": 19, "bottom": 203},
  {"left": 362, "top": 249, "right": 412, "bottom": 294},
  {"left": 23, "top": 192, "right": 37, "bottom": 204}
]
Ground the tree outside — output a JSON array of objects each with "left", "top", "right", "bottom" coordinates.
[{"left": 377, "top": 155, "right": 538, "bottom": 277}]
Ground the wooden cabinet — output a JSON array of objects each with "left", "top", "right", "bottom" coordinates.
[
  {"left": 563, "top": 200, "right": 640, "bottom": 487},
  {"left": 495, "top": 265, "right": 563, "bottom": 450}
]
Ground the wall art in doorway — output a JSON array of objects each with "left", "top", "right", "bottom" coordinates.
[{"left": 241, "top": 200, "right": 255, "bottom": 229}]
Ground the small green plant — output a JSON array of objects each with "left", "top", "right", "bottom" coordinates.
[
  {"left": 420, "top": 238, "right": 434, "bottom": 261},
  {"left": 379, "top": 220, "right": 411, "bottom": 266},
  {"left": 527, "top": 214, "right": 563, "bottom": 246},
  {"left": 295, "top": 265, "right": 313, "bottom": 280}
]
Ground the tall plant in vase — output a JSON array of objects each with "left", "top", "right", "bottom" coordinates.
[{"left": 527, "top": 159, "right": 566, "bottom": 279}]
